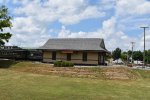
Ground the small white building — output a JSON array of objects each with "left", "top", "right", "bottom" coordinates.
[
  {"left": 112, "top": 58, "right": 124, "bottom": 64},
  {"left": 134, "top": 60, "right": 143, "bottom": 64}
]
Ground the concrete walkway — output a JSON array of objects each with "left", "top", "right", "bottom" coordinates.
[
  {"left": 74, "top": 65, "right": 127, "bottom": 68},
  {"left": 132, "top": 66, "right": 150, "bottom": 70}
]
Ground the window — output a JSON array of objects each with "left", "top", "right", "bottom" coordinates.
[
  {"left": 52, "top": 51, "right": 56, "bottom": 60},
  {"left": 82, "top": 52, "right": 87, "bottom": 61},
  {"left": 67, "top": 53, "right": 71, "bottom": 61}
]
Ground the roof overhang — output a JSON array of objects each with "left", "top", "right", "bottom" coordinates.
[{"left": 39, "top": 49, "right": 109, "bottom": 53}]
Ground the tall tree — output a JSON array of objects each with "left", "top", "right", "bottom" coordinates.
[
  {"left": 133, "top": 51, "right": 143, "bottom": 61},
  {"left": 0, "top": 5, "right": 12, "bottom": 46},
  {"left": 112, "top": 48, "right": 121, "bottom": 60},
  {"left": 127, "top": 50, "right": 132, "bottom": 57},
  {"left": 145, "top": 50, "right": 150, "bottom": 64},
  {"left": 121, "top": 52, "right": 127, "bottom": 61}
]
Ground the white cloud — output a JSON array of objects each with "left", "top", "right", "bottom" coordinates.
[
  {"left": 14, "top": 0, "right": 105, "bottom": 25},
  {"left": 58, "top": 21, "right": 134, "bottom": 51},
  {"left": 146, "top": 35, "right": 150, "bottom": 41},
  {"left": 100, "top": 17, "right": 116, "bottom": 37},
  {"left": 57, "top": 11, "right": 150, "bottom": 51},
  {"left": 116, "top": 0, "right": 150, "bottom": 17},
  {"left": 99, "top": 0, "right": 116, "bottom": 11},
  {"left": 59, "top": 6, "right": 105, "bottom": 25},
  {"left": 3, "top": 0, "right": 150, "bottom": 51},
  {"left": 6, "top": 17, "right": 51, "bottom": 47},
  {"left": 5, "top": 0, "right": 105, "bottom": 47}
]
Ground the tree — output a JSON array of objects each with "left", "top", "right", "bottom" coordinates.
[
  {"left": 133, "top": 51, "right": 143, "bottom": 61},
  {"left": 112, "top": 48, "right": 121, "bottom": 60},
  {"left": 127, "top": 50, "right": 132, "bottom": 57},
  {"left": 145, "top": 50, "right": 150, "bottom": 64},
  {"left": 121, "top": 52, "right": 127, "bottom": 61},
  {"left": 105, "top": 53, "right": 112, "bottom": 61},
  {"left": 0, "top": 5, "right": 12, "bottom": 46}
]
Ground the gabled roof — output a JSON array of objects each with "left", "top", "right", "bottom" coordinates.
[{"left": 39, "top": 38, "right": 108, "bottom": 52}]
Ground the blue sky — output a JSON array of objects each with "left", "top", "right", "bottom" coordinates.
[{"left": 1, "top": 0, "right": 150, "bottom": 50}]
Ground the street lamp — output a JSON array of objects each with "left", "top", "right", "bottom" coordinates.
[
  {"left": 126, "top": 49, "right": 128, "bottom": 64},
  {"left": 131, "top": 42, "right": 135, "bottom": 66},
  {"left": 140, "top": 26, "right": 149, "bottom": 68}
]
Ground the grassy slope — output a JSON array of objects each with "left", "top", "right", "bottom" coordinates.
[
  {"left": 8, "top": 61, "right": 140, "bottom": 80},
  {"left": 0, "top": 61, "right": 150, "bottom": 100},
  {"left": 0, "top": 69, "right": 150, "bottom": 100},
  {"left": 133, "top": 69, "right": 150, "bottom": 79}
]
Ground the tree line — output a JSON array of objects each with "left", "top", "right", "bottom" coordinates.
[{"left": 111, "top": 48, "right": 150, "bottom": 64}]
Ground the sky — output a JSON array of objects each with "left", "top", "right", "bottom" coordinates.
[{"left": 1, "top": 0, "right": 150, "bottom": 51}]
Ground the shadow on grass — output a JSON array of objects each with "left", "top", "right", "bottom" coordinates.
[{"left": 0, "top": 59, "right": 18, "bottom": 68}]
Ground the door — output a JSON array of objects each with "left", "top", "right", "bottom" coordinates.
[
  {"left": 67, "top": 53, "right": 71, "bottom": 61},
  {"left": 98, "top": 53, "right": 104, "bottom": 65}
]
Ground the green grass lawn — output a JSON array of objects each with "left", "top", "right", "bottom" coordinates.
[{"left": 0, "top": 61, "right": 150, "bottom": 100}]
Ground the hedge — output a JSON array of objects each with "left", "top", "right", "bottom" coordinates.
[{"left": 54, "top": 61, "right": 74, "bottom": 67}]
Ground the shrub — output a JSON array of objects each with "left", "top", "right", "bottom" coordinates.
[
  {"left": 54, "top": 61, "right": 61, "bottom": 67},
  {"left": 68, "top": 62, "right": 74, "bottom": 67},
  {"left": 61, "top": 61, "right": 66, "bottom": 67},
  {"left": 54, "top": 61, "right": 74, "bottom": 67},
  {"left": 65, "top": 62, "right": 69, "bottom": 67}
]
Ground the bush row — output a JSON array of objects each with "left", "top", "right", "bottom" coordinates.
[{"left": 54, "top": 61, "right": 74, "bottom": 67}]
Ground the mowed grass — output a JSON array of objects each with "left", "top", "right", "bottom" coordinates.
[{"left": 0, "top": 61, "right": 150, "bottom": 100}]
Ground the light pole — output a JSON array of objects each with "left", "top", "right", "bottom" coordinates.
[
  {"left": 140, "top": 27, "right": 149, "bottom": 68},
  {"left": 126, "top": 49, "right": 128, "bottom": 65},
  {"left": 131, "top": 42, "right": 135, "bottom": 66}
]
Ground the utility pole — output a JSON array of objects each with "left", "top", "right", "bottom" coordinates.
[
  {"left": 131, "top": 42, "right": 135, "bottom": 66},
  {"left": 140, "top": 27, "right": 149, "bottom": 68},
  {"left": 126, "top": 49, "right": 128, "bottom": 65}
]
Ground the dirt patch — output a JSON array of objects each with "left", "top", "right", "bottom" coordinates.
[
  {"left": 101, "top": 67, "right": 140, "bottom": 80},
  {"left": 12, "top": 66, "right": 103, "bottom": 79},
  {"left": 10, "top": 63, "right": 140, "bottom": 80}
]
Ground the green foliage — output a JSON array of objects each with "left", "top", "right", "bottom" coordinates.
[
  {"left": 133, "top": 51, "right": 143, "bottom": 61},
  {"left": 145, "top": 50, "right": 150, "bottom": 64},
  {"left": 105, "top": 53, "right": 112, "bottom": 61},
  {"left": 54, "top": 61, "right": 74, "bottom": 67},
  {"left": 127, "top": 50, "right": 132, "bottom": 57},
  {"left": 112, "top": 48, "right": 121, "bottom": 60},
  {"left": 120, "top": 50, "right": 150, "bottom": 64},
  {"left": 121, "top": 52, "right": 127, "bottom": 61},
  {"left": 0, "top": 59, "right": 17, "bottom": 68},
  {"left": 0, "top": 5, "right": 12, "bottom": 46}
]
